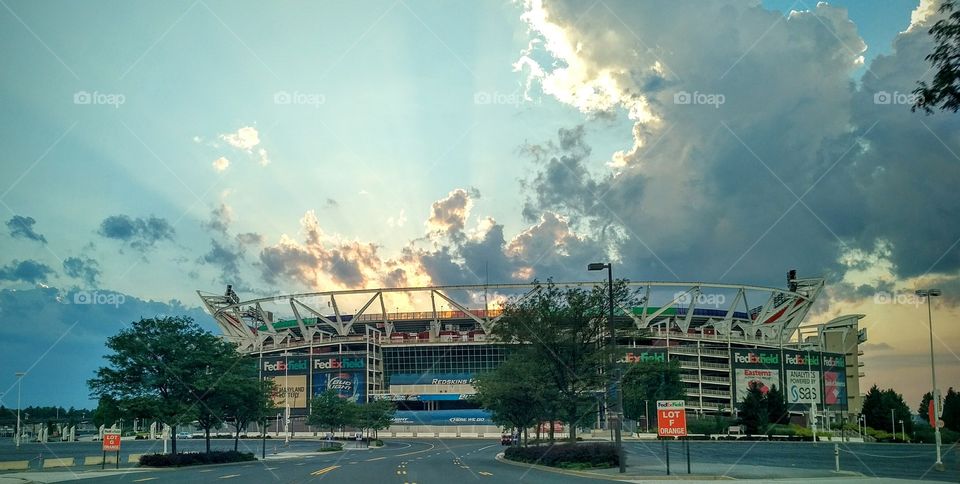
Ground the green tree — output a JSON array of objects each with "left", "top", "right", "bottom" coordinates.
[
  {"left": 766, "top": 386, "right": 788, "bottom": 425},
  {"left": 89, "top": 316, "right": 244, "bottom": 454},
  {"left": 862, "top": 385, "right": 913, "bottom": 436},
  {"left": 223, "top": 378, "right": 276, "bottom": 451},
  {"left": 356, "top": 400, "right": 396, "bottom": 441},
  {"left": 308, "top": 390, "right": 357, "bottom": 434},
  {"left": 91, "top": 395, "right": 122, "bottom": 429},
  {"left": 491, "top": 279, "right": 636, "bottom": 442},
  {"left": 473, "top": 353, "right": 554, "bottom": 445},
  {"left": 621, "top": 360, "right": 685, "bottom": 426},
  {"left": 737, "top": 382, "right": 769, "bottom": 435},
  {"left": 918, "top": 391, "right": 934, "bottom": 422},
  {"left": 914, "top": 0, "right": 960, "bottom": 113},
  {"left": 943, "top": 387, "right": 960, "bottom": 432}
]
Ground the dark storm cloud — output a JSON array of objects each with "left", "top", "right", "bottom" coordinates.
[
  {"left": 6, "top": 215, "right": 47, "bottom": 244},
  {"left": 97, "top": 215, "right": 175, "bottom": 251},
  {"left": 201, "top": 239, "right": 242, "bottom": 282},
  {"left": 62, "top": 256, "right": 101, "bottom": 286},
  {"left": 236, "top": 232, "right": 263, "bottom": 246},
  {"left": 0, "top": 259, "right": 55, "bottom": 284}
]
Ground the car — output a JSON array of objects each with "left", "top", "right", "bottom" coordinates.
[
  {"left": 500, "top": 433, "right": 513, "bottom": 445},
  {"left": 176, "top": 431, "right": 192, "bottom": 439}
]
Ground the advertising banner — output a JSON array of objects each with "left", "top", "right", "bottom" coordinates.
[
  {"left": 730, "top": 349, "right": 781, "bottom": 404},
  {"left": 822, "top": 353, "right": 847, "bottom": 410},
  {"left": 267, "top": 375, "right": 309, "bottom": 412},
  {"left": 618, "top": 347, "right": 667, "bottom": 364},
  {"left": 261, "top": 356, "right": 310, "bottom": 375},
  {"left": 390, "top": 409, "right": 493, "bottom": 426},
  {"left": 313, "top": 372, "right": 366, "bottom": 403},
  {"left": 312, "top": 355, "right": 365, "bottom": 372},
  {"left": 389, "top": 373, "right": 475, "bottom": 385},
  {"left": 783, "top": 350, "right": 822, "bottom": 409}
]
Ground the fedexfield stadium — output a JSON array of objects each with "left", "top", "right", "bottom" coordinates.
[{"left": 197, "top": 270, "right": 866, "bottom": 436}]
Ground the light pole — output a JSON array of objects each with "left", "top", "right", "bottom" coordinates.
[
  {"left": 916, "top": 288, "right": 943, "bottom": 470},
  {"left": 899, "top": 419, "right": 905, "bottom": 442},
  {"left": 588, "top": 262, "right": 625, "bottom": 474},
  {"left": 15, "top": 372, "right": 24, "bottom": 449}
]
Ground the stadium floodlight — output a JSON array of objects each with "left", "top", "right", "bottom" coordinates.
[
  {"left": 916, "top": 288, "right": 943, "bottom": 471},
  {"left": 587, "top": 262, "right": 608, "bottom": 271}
]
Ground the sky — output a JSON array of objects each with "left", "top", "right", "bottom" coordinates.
[{"left": 0, "top": 0, "right": 958, "bottom": 411}]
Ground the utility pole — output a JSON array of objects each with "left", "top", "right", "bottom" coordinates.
[
  {"left": 588, "top": 262, "right": 625, "bottom": 473},
  {"left": 916, "top": 289, "right": 943, "bottom": 471}
]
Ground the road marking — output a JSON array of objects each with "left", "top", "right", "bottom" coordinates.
[
  {"left": 219, "top": 475, "right": 241, "bottom": 479},
  {"left": 366, "top": 456, "right": 386, "bottom": 461},
  {"left": 296, "top": 462, "right": 306, "bottom": 466},
  {"left": 311, "top": 465, "right": 340, "bottom": 476},
  {"left": 133, "top": 479, "right": 158, "bottom": 482},
  {"left": 479, "top": 471, "right": 493, "bottom": 476},
  {"left": 349, "top": 461, "right": 358, "bottom": 464},
  {"left": 477, "top": 444, "right": 496, "bottom": 451},
  {"left": 199, "top": 469, "right": 215, "bottom": 473}
]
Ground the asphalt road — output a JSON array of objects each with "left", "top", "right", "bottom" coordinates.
[{"left": 2, "top": 438, "right": 957, "bottom": 483}]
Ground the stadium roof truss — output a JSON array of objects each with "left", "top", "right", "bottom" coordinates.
[{"left": 198, "top": 278, "right": 823, "bottom": 352}]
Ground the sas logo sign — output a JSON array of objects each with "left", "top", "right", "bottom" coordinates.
[
  {"left": 785, "top": 353, "right": 820, "bottom": 366},
  {"left": 734, "top": 352, "right": 779, "bottom": 365},
  {"left": 262, "top": 360, "right": 308, "bottom": 372},
  {"left": 619, "top": 352, "right": 666, "bottom": 364},
  {"left": 314, "top": 357, "right": 365, "bottom": 370}
]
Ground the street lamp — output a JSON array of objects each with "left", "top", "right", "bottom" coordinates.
[
  {"left": 916, "top": 288, "right": 943, "bottom": 471},
  {"left": 899, "top": 419, "right": 905, "bottom": 442},
  {"left": 14, "top": 372, "right": 24, "bottom": 449},
  {"left": 587, "top": 262, "right": 625, "bottom": 474}
]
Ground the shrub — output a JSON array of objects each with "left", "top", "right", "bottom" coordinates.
[
  {"left": 912, "top": 425, "right": 960, "bottom": 444},
  {"left": 139, "top": 451, "right": 255, "bottom": 467},
  {"left": 318, "top": 442, "right": 344, "bottom": 452},
  {"left": 504, "top": 443, "right": 618, "bottom": 468}
]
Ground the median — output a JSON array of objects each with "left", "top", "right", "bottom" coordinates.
[{"left": 503, "top": 442, "right": 619, "bottom": 470}]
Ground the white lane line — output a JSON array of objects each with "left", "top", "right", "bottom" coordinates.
[{"left": 219, "top": 474, "right": 241, "bottom": 479}]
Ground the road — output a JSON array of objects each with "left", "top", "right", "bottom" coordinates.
[{"left": 0, "top": 438, "right": 957, "bottom": 483}]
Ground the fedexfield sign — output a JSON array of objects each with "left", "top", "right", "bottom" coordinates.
[
  {"left": 733, "top": 351, "right": 780, "bottom": 365},
  {"left": 313, "top": 357, "right": 365, "bottom": 370},
  {"left": 784, "top": 353, "right": 820, "bottom": 366},
  {"left": 619, "top": 350, "right": 666, "bottom": 363},
  {"left": 262, "top": 359, "right": 309, "bottom": 372}
]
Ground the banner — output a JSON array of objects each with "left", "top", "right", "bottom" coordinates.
[
  {"left": 822, "top": 353, "right": 847, "bottom": 410},
  {"left": 261, "top": 356, "right": 309, "bottom": 375},
  {"left": 734, "top": 368, "right": 780, "bottom": 400},
  {"left": 313, "top": 372, "right": 366, "bottom": 403},
  {"left": 267, "top": 375, "right": 308, "bottom": 409},
  {"left": 390, "top": 409, "right": 493, "bottom": 426},
  {"left": 731, "top": 349, "right": 781, "bottom": 404},
  {"left": 389, "top": 373, "right": 475, "bottom": 385},
  {"left": 783, "top": 350, "right": 823, "bottom": 408}
]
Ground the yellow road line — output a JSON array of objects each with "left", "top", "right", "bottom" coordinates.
[{"left": 311, "top": 465, "right": 341, "bottom": 476}]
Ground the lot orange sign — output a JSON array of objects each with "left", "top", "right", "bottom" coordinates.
[
  {"left": 102, "top": 433, "right": 121, "bottom": 452},
  {"left": 657, "top": 400, "right": 687, "bottom": 437}
]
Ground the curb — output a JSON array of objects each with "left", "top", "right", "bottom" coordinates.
[{"left": 494, "top": 452, "right": 733, "bottom": 481}]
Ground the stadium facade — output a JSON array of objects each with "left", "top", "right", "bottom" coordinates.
[{"left": 198, "top": 271, "right": 867, "bottom": 434}]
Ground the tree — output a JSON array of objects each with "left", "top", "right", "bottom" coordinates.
[
  {"left": 91, "top": 395, "right": 122, "bottom": 429},
  {"left": 356, "top": 400, "right": 396, "bottom": 441},
  {"left": 918, "top": 391, "right": 934, "bottom": 421},
  {"left": 943, "top": 387, "right": 960, "bottom": 432},
  {"left": 621, "top": 360, "right": 685, "bottom": 426},
  {"left": 223, "top": 378, "right": 276, "bottom": 451},
  {"left": 766, "top": 386, "right": 788, "bottom": 425},
  {"left": 914, "top": 0, "right": 960, "bottom": 113},
  {"left": 491, "top": 279, "right": 636, "bottom": 442},
  {"left": 473, "top": 353, "right": 554, "bottom": 445},
  {"left": 862, "top": 385, "right": 913, "bottom": 436},
  {"left": 737, "top": 382, "right": 769, "bottom": 435},
  {"left": 308, "top": 390, "right": 357, "bottom": 434},
  {"left": 89, "top": 316, "right": 246, "bottom": 454}
]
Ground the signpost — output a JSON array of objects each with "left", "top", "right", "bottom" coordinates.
[
  {"left": 102, "top": 432, "right": 121, "bottom": 469},
  {"left": 657, "top": 400, "right": 690, "bottom": 475}
]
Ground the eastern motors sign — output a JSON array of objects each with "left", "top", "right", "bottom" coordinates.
[{"left": 313, "top": 357, "right": 365, "bottom": 370}]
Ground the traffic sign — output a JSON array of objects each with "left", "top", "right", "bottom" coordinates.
[
  {"left": 657, "top": 400, "right": 687, "bottom": 437},
  {"left": 937, "top": 419, "right": 945, "bottom": 429},
  {"left": 102, "top": 433, "right": 121, "bottom": 452}
]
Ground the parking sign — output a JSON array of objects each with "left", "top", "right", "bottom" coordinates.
[
  {"left": 102, "top": 433, "right": 121, "bottom": 452},
  {"left": 657, "top": 400, "right": 687, "bottom": 437}
]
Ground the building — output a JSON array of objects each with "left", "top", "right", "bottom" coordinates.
[{"left": 198, "top": 272, "right": 867, "bottom": 434}]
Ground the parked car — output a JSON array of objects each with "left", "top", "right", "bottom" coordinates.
[
  {"left": 176, "top": 431, "right": 192, "bottom": 439},
  {"left": 500, "top": 433, "right": 513, "bottom": 445}
]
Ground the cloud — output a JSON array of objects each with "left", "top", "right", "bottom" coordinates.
[
  {"left": 212, "top": 156, "right": 230, "bottom": 172},
  {"left": 387, "top": 209, "right": 407, "bottom": 228},
  {"left": 236, "top": 232, "right": 263, "bottom": 246},
  {"left": 203, "top": 203, "right": 234, "bottom": 235},
  {"left": 0, "top": 259, "right": 55, "bottom": 284},
  {"left": 6, "top": 215, "right": 47, "bottom": 244},
  {"left": 426, "top": 188, "right": 477, "bottom": 238},
  {"left": 324, "top": 198, "right": 339, "bottom": 209},
  {"left": 219, "top": 126, "right": 260, "bottom": 151},
  {"left": 97, "top": 215, "right": 175, "bottom": 252},
  {"left": 62, "top": 257, "right": 101, "bottom": 286},
  {"left": 257, "top": 148, "right": 270, "bottom": 166},
  {"left": 201, "top": 238, "right": 243, "bottom": 284}
]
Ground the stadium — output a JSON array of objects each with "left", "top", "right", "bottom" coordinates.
[{"left": 197, "top": 270, "right": 867, "bottom": 436}]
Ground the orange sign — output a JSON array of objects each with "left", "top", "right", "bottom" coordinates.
[
  {"left": 657, "top": 400, "right": 687, "bottom": 437},
  {"left": 102, "top": 433, "right": 121, "bottom": 452}
]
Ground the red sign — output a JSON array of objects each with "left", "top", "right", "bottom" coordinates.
[
  {"left": 657, "top": 400, "right": 687, "bottom": 437},
  {"left": 929, "top": 400, "right": 936, "bottom": 428},
  {"left": 102, "top": 433, "right": 121, "bottom": 452}
]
